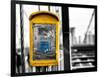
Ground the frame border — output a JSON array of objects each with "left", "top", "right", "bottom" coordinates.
[{"left": 11, "top": 0, "right": 97, "bottom": 76}]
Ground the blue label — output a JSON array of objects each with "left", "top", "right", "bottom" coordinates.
[{"left": 39, "top": 41, "right": 50, "bottom": 52}]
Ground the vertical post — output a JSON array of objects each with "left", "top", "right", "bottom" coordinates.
[
  {"left": 20, "top": 4, "right": 25, "bottom": 73},
  {"left": 79, "top": 36, "right": 81, "bottom": 44},
  {"left": 11, "top": 0, "right": 16, "bottom": 75},
  {"left": 70, "top": 27, "right": 75, "bottom": 45},
  {"left": 38, "top": 5, "right": 40, "bottom": 11},
  {"left": 48, "top": 6, "right": 50, "bottom": 12},
  {"left": 62, "top": 6, "right": 70, "bottom": 71}
]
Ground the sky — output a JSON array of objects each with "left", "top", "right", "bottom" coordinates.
[{"left": 69, "top": 7, "right": 94, "bottom": 43}]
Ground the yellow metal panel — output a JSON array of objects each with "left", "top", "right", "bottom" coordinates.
[
  {"left": 31, "top": 14, "right": 58, "bottom": 23},
  {"left": 29, "top": 11, "right": 59, "bottom": 21},
  {"left": 29, "top": 11, "right": 59, "bottom": 66}
]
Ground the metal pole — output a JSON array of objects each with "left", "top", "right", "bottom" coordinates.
[
  {"left": 62, "top": 6, "right": 70, "bottom": 71},
  {"left": 48, "top": 6, "right": 50, "bottom": 12},
  {"left": 38, "top": 5, "right": 40, "bottom": 11},
  {"left": 20, "top": 4, "right": 25, "bottom": 73},
  {"left": 84, "top": 10, "right": 95, "bottom": 43},
  {"left": 86, "top": 10, "right": 95, "bottom": 35}
]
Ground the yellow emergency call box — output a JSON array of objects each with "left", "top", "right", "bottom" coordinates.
[{"left": 29, "top": 11, "right": 60, "bottom": 66}]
